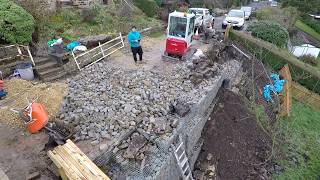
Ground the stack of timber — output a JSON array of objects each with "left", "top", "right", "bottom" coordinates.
[{"left": 48, "top": 140, "right": 110, "bottom": 180}]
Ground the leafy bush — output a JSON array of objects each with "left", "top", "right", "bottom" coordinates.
[
  {"left": 301, "top": 15, "right": 320, "bottom": 34},
  {"left": 0, "top": 0, "right": 35, "bottom": 44},
  {"left": 134, "top": 0, "right": 159, "bottom": 17},
  {"left": 299, "top": 55, "right": 319, "bottom": 66},
  {"left": 248, "top": 21, "right": 289, "bottom": 48},
  {"left": 283, "top": 6, "right": 299, "bottom": 28},
  {"left": 81, "top": 4, "right": 102, "bottom": 23}
]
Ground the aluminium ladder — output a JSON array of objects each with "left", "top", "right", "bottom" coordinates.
[{"left": 172, "top": 140, "right": 193, "bottom": 180}]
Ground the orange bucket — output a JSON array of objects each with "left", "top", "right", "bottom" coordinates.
[{"left": 26, "top": 103, "right": 49, "bottom": 134}]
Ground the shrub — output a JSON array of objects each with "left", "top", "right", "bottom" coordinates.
[
  {"left": 248, "top": 21, "right": 289, "bottom": 48},
  {"left": 134, "top": 0, "right": 159, "bottom": 17},
  {"left": 301, "top": 15, "right": 320, "bottom": 34},
  {"left": 283, "top": 6, "right": 299, "bottom": 28},
  {"left": 0, "top": 0, "right": 35, "bottom": 44},
  {"left": 81, "top": 4, "right": 102, "bottom": 23},
  {"left": 300, "top": 55, "right": 319, "bottom": 66}
]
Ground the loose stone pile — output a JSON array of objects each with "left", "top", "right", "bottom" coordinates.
[{"left": 60, "top": 61, "right": 221, "bottom": 144}]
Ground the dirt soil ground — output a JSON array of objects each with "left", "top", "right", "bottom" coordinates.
[
  {"left": 0, "top": 123, "right": 58, "bottom": 180},
  {"left": 194, "top": 89, "right": 272, "bottom": 180}
]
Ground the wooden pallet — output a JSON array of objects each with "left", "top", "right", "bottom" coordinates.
[{"left": 48, "top": 140, "right": 110, "bottom": 180}]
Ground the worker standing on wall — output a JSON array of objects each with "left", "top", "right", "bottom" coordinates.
[{"left": 128, "top": 26, "right": 143, "bottom": 63}]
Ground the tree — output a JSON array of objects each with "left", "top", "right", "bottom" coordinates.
[
  {"left": 281, "top": 0, "right": 320, "bottom": 14},
  {"left": 0, "top": 0, "right": 35, "bottom": 44}
]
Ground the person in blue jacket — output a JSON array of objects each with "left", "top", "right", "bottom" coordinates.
[{"left": 128, "top": 26, "right": 143, "bottom": 63}]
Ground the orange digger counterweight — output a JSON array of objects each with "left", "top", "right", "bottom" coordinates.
[{"left": 26, "top": 103, "right": 49, "bottom": 134}]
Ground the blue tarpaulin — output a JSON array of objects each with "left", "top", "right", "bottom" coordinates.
[
  {"left": 67, "top": 41, "right": 81, "bottom": 51},
  {"left": 263, "top": 73, "right": 286, "bottom": 102}
]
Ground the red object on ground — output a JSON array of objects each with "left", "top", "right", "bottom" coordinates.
[
  {"left": 26, "top": 103, "right": 49, "bottom": 134},
  {"left": 165, "top": 38, "right": 188, "bottom": 56},
  {"left": 0, "top": 80, "right": 4, "bottom": 90}
]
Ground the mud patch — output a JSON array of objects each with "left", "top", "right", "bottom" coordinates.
[{"left": 194, "top": 89, "right": 272, "bottom": 180}]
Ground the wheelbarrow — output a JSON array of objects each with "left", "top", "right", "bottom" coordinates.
[{"left": 10, "top": 100, "right": 73, "bottom": 145}]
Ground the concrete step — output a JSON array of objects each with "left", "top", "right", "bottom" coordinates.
[
  {"left": 38, "top": 67, "right": 64, "bottom": 79},
  {"left": 42, "top": 71, "right": 67, "bottom": 82},
  {"left": 34, "top": 57, "right": 52, "bottom": 66},
  {"left": 35, "top": 61, "right": 58, "bottom": 73}
]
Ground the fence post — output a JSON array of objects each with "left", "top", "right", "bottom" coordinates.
[
  {"left": 16, "top": 45, "right": 23, "bottom": 60},
  {"left": 98, "top": 42, "right": 105, "bottom": 58},
  {"left": 26, "top": 46, "right": 35, "bottom": 66},
  {"left": 120, "top": 33, "right": 125, "bottom": 48},
  {"left": 72, "top": 51, "right": 81, "bottom": 71}
]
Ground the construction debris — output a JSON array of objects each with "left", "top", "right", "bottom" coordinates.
[
  {"left": 60, "top": 58, "right": 225, "bottom": 143},
  {"left": 0, "top": 78, "right": 68, "bottom": 128}
]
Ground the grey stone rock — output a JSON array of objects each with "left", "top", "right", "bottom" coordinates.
[
  {"left": 91, "top": 140, "right": 99, "bottom": 146},
  {"left": 99, "top": 143, "right": 109, "bottom": 151}
]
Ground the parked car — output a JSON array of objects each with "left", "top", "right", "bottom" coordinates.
[
  {"left": 222, "top": 9, "right": 245, "bottom": 30},
  {"left": 271, "top": 1, "right": 278, "bottom": 7},
  {"left": 241, "top": 6, "right": 253, "bottom": 20},
  {"left": 309, "top": 12, "right": 320, "bottom": 19},
  {"left": 253, "top": 0, "right": 259, "bottom": 2},
  {"left": 188, "top": 8, "right": 215, "bottom": 30}
]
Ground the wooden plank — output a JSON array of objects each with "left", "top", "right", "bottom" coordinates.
[
  {"left": 48, "top": 140, "right": 110, "bottom": 180},
  {"left": 291, "top": 82, "right": 320, "bottom": 110},
  {"left": 58, "top": 168, "right": 69, "bottom": 180},
  {"left": 63, "top": 143, "right": 109, "bottom": 180},
  {"left": 59, "top": 145, "right": 98, "bottom": 180},
  {"left": 65, "top": 140, "right": 110, "bottom": 180},
  {"left": 51, "top": 149, "right": 82, "bottom": 180},
  {"left": 48, "top": 150, "right": 81, "bottom": 180},
  {"left": 56, "top": 146, "right": 88, "bottom": 180},
  {"left": 279, "top": 64, "right": 292, "bottom": 117}
]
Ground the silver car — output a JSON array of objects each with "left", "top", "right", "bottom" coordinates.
[{"left": 241, "top": 6, "right": 253, "bottom": 20}]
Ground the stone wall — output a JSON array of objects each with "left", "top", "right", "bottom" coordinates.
[{"left": 153, "top": 60, "right": 242, "bottom": 180}]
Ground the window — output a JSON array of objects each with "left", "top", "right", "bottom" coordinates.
[
  {"left": 169, "top": 16, "right": 187, "bottom": 38},
  {"left": 188, "top": 17, "right": 195, "bottom": 35},
  {"left": 228, "top": 10, "right": 244, "bottom": 18},
  {"left": 188, "top": 9, "right": 203, "bottom": 18},
  {"left": 205, "top": 10, "right": 210, "bottom": 16}
]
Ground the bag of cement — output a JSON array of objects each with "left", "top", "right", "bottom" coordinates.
[
  {"left": 73, "top": 45, "right": 87, "bottom": 52},
  {"left": 192, "top": 49, "right": 206, "bottom": 60},
  {"left": 52, "top": 38, "right": 63, "bottom": 46}
]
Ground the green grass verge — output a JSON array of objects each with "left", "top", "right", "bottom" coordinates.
[
  {"left": 295, "top": 20, "right": 320, "bottom": 42},
  {"left": 273, "top": 100, "right": 320, "bottom": 179}
]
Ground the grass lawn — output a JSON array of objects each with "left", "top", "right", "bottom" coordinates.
[
  {"left": 295, "top": 20, "right": 320, "bottom": 42},
  {"left": 273, "top": 100, "right": 320, "bottom": 179}
]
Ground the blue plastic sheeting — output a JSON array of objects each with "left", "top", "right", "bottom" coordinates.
[
  {"left": 67, "top": 41, "right": 81, "bottom": 51},
  {"left": 263, "top": 85, "right": 274, "bottom": 102},
  {"left": 263, "top": 73, "right": 286, "bottom": 102},
  {"left": 274, "top": 79, "right": 285, "bottom": 93},
  {"left": 0, "top": 90, "right": 7, "bottom": 98},
  {"left": 270, "top": 73, "right": 280, "bottom": 82}
]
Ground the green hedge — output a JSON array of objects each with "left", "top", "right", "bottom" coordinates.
[
  {"left": 134, "top": 0, "right": 159, "bottom": 17},
  {"left": 0, "top": 0, "right": 35, "bottom": 44},
  {"left": 248, "top": 21, "right": 289, "bottom": 48},
  {"left": 300, "top": 15, "right": 320, "bottom": 34},
  {"left": 230, "top": 30, "right": 320, "bottom": 94}
]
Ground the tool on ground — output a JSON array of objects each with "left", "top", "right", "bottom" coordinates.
[
  {"left": 162, "top": 11, "right": 197, "bottom": 61},
  {"left": 10, "top": 100, "right": 72, "bottom": 145}
]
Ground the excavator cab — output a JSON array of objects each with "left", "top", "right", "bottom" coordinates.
[{"left": 164, "top": 11, "right": 196, "bottom": 59}]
